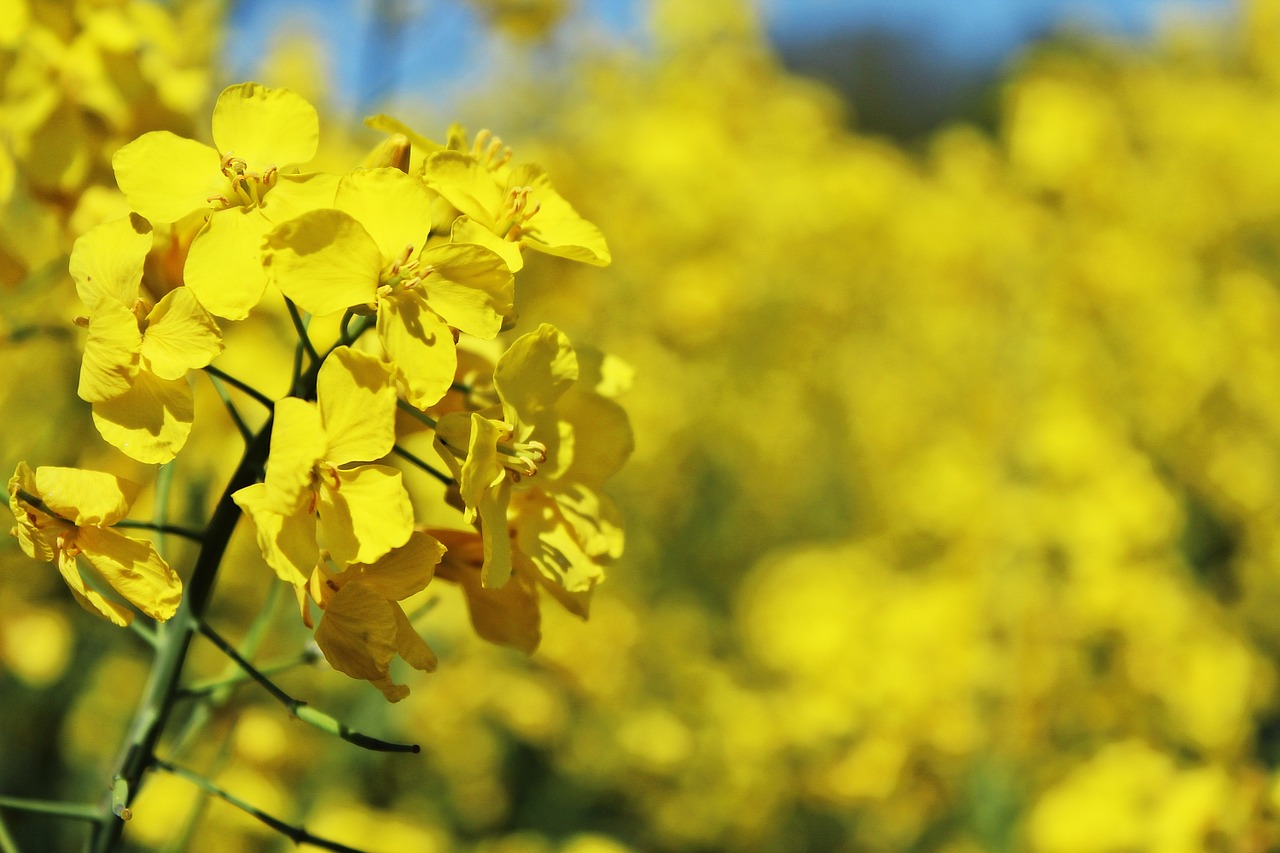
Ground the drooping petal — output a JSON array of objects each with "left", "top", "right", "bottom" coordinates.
[
  {"left": 419, "top": 242, "right": 514, "bottom": 339},
  {"left": 90, "top": 372, "right": 194, "bottom": 464},
  {"left": 211, "top": 83, "right": 318, "bottom": 169},
  {"left": 434, "top": 530, "right": 541, "bottom": 653},
  {"left": 318, "top": 465, "right": 414, "bottom": 568},
  {"left": 377, "top": 290, "right": 456, "bottom": 409},
  {"left": 420, "top": 151, "right": 502, "bottom": 228},
  {"left": 392, "top": 605, "right": 437, "bottom": 672},
  {"left": 495, "top": 323, "right": 578, "bottom": 426},
  {"left": 477, "top": 477, "right": 513, "bottom": 589},
  {"left": 262, "top": 397, "right": 326, "bottom": 515},
  {"left": 263, "top": 209, "right": 382, "bottom": 317},
  {"left": 78, "top": 300, "right": 141, "bottom": 403},
  {"left": 34, "top": 466, "right": 138, "bottom": 526},
  {"left": 56, "top": 551, "right": 133, "bottom": 626},
  {"left": 141, "top": 287, "right": 223, "bottom": 380},
  {"left": 335, "top": 167, "right": 433, "bottom": 263},
  {"left": 457, "top": 413, "right": 507, "bottom": 524},
  {"left": 508, "top": 163, "right": 611, "bottom": 266},
  {"left": 356, "top": 530, "right": 444, "bottom": 601},
  {"left": 184, "top": 207, "right": 274, "bottom": 320},
  {"left": 112, "top": 131, "right": 224, "bottom": 223},
  {"left": 77, "top": 526, "right": 182, "bottom": 621},
  {"left": 314, "top": 580, "right": 397, "bottom": 681},
  {"left": 69, "top": 213, "right": 150, "bottom": 310},
  {"left": 231, "top": 482, "right": 316, "bottom": 586},
  {"left": 317, "top": 347, "right": 397, "bottom": 465},
  {"left": 450, "top": 215, "right": 524, "bottom": 272}
]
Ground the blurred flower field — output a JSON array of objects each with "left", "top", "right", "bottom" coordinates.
[{"left": 7, "top": 0, "right": 1280, "bottom": 851}]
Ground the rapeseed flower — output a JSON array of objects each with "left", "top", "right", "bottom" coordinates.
[
  {"left": 112, "top": 82, "right": 335, "bottom": 319},
  {"left": 8, "top": 462, "right": 182, "bottom": 626}
]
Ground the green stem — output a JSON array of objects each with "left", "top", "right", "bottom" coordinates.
[
  {"left": 113, "top": 521, "right": 204, "bottom": 543},
  {"left": 2, "top": 324, "right": 73, "bottom": 346},
  {"left": 197, "top": 622, "right": 419, "bottom": 754},
  {"left": 391, "top": 445, "right": 454, "bottom": 487},
  {"left": 396, "top": 398, "right": 438, "bottom": 429},
  {"left": 150, "top": 760, "right": 370, "bottom": 853},
  {"left": 205, "top": 373, "right": 254, "bottom": 442},
  {"left": 0, "top": 811, "right": 18, "bottom": 853},
  {"left": 285, "top": 298, "right": 320, "bottom": 367},
  {"left": 335, "top": 313, "right": 375, "bottom": 350},
  {"left": 0, "top": 796, "right": 100, "bottom": 822},
  {"left": 202, "top": 365, "right": 275, "bottom": 409},
  {"left": 176, "top": 650, "right": 318, "bottom": 700}
]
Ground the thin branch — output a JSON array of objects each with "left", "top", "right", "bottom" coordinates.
[
  {"left": 151, "top": 759, "right": 370, "bottom": 853},
  {"left": 396, "top": 398, "right": 438, "bottom": 429},
  {"left": 2, "top": 324, "right": 73, "bottom": 346},
  {"left": 205, "top": 372, "right": 254, "bottom": 442},
  {"left": 0, "top": 796, "right": 100, "bottom": 823},
  {"left": 284, "top": 298, "right": 321, "bottom": 367},
  {"left": 176, "top": 650, "right": 319, "bottom": 700},
  {"left": 391, "top": 444, "right": 453, "bottom": 487},
  {"left": 114, "top": 520, "right": 204, "bottom": 544},
  {"left": 0, "top": 810, "right": 18, "bottom": 853},
  {"left": 196, "top": 621, "right": 420, "bottom": 753},
  {"left": 202, "top": 365, "right": 275, "bottom": 409}
]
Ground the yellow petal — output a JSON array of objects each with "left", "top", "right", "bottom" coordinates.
[
  {"left": 392, "top": 605, "right": 437, "bottom": 672},
  {"left": 258, "top": 172, "right": 340, "bottom": 225},
  {"left": 458, "top": 413, "right": 507, "bottom": 521},
  {"left": 556, "top": 387, "right": 634, "bottom": 485},
  {"left": 318, "top": 465, "right": 414, "bottom": 568},
  {"left": 184, "top": 207, "right": 272, "bottom": 320},
  {"left": 78, "top": 527, "right": 182, "bottom": 621},
  {"left": 263, "top": 209, "right": 381, "bottom": 317},
  {"left": 364, "top": 114, "right": 445, "bottom": 158},
  {"left": 33, "top": 466, "right": 138, "bottom": 526},
  {"left": 420, "top": 151, "right": 502, "bottom": 228},
  {"left": 509, "top": 163, "right": 611, "bottom": 266},
  {"left": 211, "top": 83, "right": 318, "bottom": 169},
  {"left": 355, "top": 530, "right": 444, "bottom": 601},
  {"left": 554, "top": 484, "right": 625, "bottom": 561},
  {"left": 314, "top": 580, "right": 397, "bottom": 680},
  {"left": 451, "top": 215, "right": 524, "bottom": 272},
  {"left": 419, "top": 242, "right": 515, "bottom": 339},
  {"left": 477, "top": 477, "right": 513, "bottom": 589},
  {"left": 69, "top": 213, "right": 150, "bottom": 311},
  {"left": 141, "top": 287, "right": 224, "bottom": 380},
  {"left": 56, "top": 551, "right": 133, "bottom": 627},
  {"left": 317, "top": 347, "right": 397, "bottom": 465},
  {"left": 231, "top": 483, "right": 316, "bottom": 586},
  {"left": 263, "top": 397, "right": 326, "bottom": 515},
  {"left": 495, "top": 323, "right": 578, "bottom": 424},
  {"left": 335, "top": 167, "right": 433, "bottom": 263},
  {"left": 377, "top": 291, "right": 456, "bottom": 409},
  {"left": 91, "top": 372, "right": 194, "bottom": 464},
  {"left": 435, "top": 530, "right": 541, "bottom": 653},
  {"left": 516, "top": 491, "right": 604, "bottom": 597},
  {"left": 112, "top": 131, "right": 224, "bottom": 223},
  {"left": 78, "top": 301, "right": 141, "bottom": 403}
]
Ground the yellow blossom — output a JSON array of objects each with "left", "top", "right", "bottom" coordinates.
[{"left": 8, "top": 462, "right": 181, "bottom": 626}]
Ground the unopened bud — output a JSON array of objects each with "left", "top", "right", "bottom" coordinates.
[{"left": 364, "top": 133, "right": 412, "bottom": 173}]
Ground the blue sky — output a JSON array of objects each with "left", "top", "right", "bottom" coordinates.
[{"left": 225, "top": 0, "right": 1236, "bottom": 114}]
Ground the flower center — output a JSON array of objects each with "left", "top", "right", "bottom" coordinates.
[{"left": 207, "top": 152, "right": 279, "bottom": 210}]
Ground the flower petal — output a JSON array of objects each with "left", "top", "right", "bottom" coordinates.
[
  {"left": 314, "top": 581, "right": 397, "bottom": 681},
  {"left": 34, "top": 466, "right": 138, "bottom": 526},
  {"left": 392, "top": 605, "right": 437, "bottom": 673},
  {"left": 509, "top": 163, "right": 611, "bottom": 266},
  {"left": 377, "top": 290, "right": 456, "bottom": 409},
  {"left": 263, "top": 208, "right": 382, "bottom": 317},
  {"left": 184, "top": 207, "right": 273, "bottom": 320},
  {"left": 420, "top": 150, "right": 502, "bottom": 227},
  {"left": 318, "top": 465, "right": 414, "bottom": 568},
  {"left": 355, "top": 529, "right": 444, "bottom": 601},
  {"left": 141, "top": 287, "right": 224, "bottom": 380},
  {"left": 516, "top": 490, "right": 604, "bottom": 598},
  {"left": 56, "top": 551, "right": 133, "bottom": 627},
  {"left": 112, "top": 131, "right": 224, "bottom": 223},
  {"left": 556, "top": 387, "right": 634, "bottom": 486},
  {"left": 211, "top": 83, "right": 318, "bottom": 169},
  {"left": 495, "top": 322, "right": 578, "bottom": 426},
  {"left": 69, "top": 213, "right": 150, "bottom": 311},
  {"left": 78, "top": 300, "right": 142, "bottom": 403},
  {"left": 451, "top": 215, "right": 524, "bottom": 272},
  {"left": 317, "top": 347, "right": 397, "bottom": 465},
  {"left": 434, "top": 529, "right": 541, "bottom": 653},
  {"left": 91, "top": 372, "right": 194, "bottom": 464},
  {"left": 420, "top": 242, "right": 515, "bottom": 339},
  {"left": 77, "top": 527, "right": 182, "bottom": 621},
  {"left": 335, "top": 167, "right": 433, "bottom": 263},
  {"left": 262, "top": 397, "right": 326, "bottom": 515},
  {"left": 231, "top": 482, "right": 316, "bottom": 587},
  {"left": 258, "top": 172, "right": 340, "bottom": 226}
]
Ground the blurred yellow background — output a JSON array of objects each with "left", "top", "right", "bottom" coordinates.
[{"left": 6, "top": 0, "right": 1280, "bottom": 850}]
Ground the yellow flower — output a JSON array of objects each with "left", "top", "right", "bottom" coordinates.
[
  {"left": 8, "top": 462, "right": 182, "bottom": 626},
  {"left": 70, "top": 213, "right": 223, "bottom": 464},
  {"left": 263, "top": 166, "right": 514, "bottom": 408},
  {"left": 435, "top": 324, "right": 632, "bottom": 601},
  {"left": 418, "top": 126, "right": 611, "bottom": 272},
  {"left": 233, "top": 347, "right": 415, "bottom": 586},
  {"left": 111, "top": 82, "right": 337, "bottom": 319},
  {"left": 303, "top": 530, "right": 445, "bottom": 701}
]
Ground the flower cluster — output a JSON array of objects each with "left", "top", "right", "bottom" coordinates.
[{"left": 8, "top": 81, "right": 631, "bottom": 703}]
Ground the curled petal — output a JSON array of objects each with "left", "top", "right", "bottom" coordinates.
[
  {"left": 56, "top": 551, "right": 133, "bottom": 627},
  {"left": 314, "top": 581, "right": 398, "bottom": 682},
  {"left": 33, "top": 466, "right": 138, "bottom": 526},
  {"left": 78, "top": 527, "right": 182, "bottom": 622},
  {"left": 355, "top": 530, "right": 445, "bottom": 601}
]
